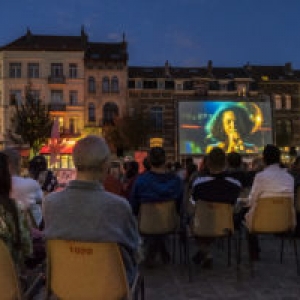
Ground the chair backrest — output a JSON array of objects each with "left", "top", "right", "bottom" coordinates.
[
  {"left": 47, "top": 240, "right": 130, "bottom": 300},
  {"left": 193, "top": 201, "right": 234, "bottom": 237},
  {"left": 252, "top": 197, "right": 294, "bottom": 233},
  {"left": 138, "top": 200, "right": 178, "bottom": 234},
  {"left": 0, "top": 240, "right": 22, "bottom": 300},
  {"left": 295, "top": 186, "right": 300, "bottom": 213}
]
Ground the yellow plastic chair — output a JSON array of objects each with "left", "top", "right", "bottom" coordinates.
[
  {"left": 138, "top": 201, "right": 178, "bottom": 235},
  {"left": 192, "top": 201, "right": 236, "bottom": 263},
  {"left": 245, "top": 197, "right": 299, "bottom": 275},
  {"left": 138, "top": 200, "right": 185, "bottom": 264},
  {"left": 46, "top": 240, "right": 145, "bottom": 300},
  {"left": 0, "top": 239, "right": 22, "bottom": 300}
]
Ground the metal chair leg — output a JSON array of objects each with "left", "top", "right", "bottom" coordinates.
[
  {"left": 293, "top": 238, "right": 300, "bottom": 276},
  {"left": 280, "top": 237, "right": 284, "bottom": 263}
]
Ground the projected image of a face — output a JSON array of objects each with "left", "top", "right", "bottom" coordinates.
[{"left": 178, "top": 101, "right": 273, "bottom": 155}]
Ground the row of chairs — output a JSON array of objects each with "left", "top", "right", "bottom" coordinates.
[
  {"left": 138, "top": 197, "right": 299, "bottom": 280},
  {"left": 1, "top": 197, "right": 298, "bottom": 299}
]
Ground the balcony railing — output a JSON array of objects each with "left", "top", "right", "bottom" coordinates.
[
  {"left": 48, "top": 75, "right": 66, "bottom": 84},
  {"left": 48, "top": 103, "right": 66, "bottom": 111}
]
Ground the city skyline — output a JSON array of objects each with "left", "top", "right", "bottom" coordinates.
[{"left": 1, "top": 0, "right": 300, "bottom": 68}]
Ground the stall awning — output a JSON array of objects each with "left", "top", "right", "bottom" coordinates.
[{"left": 39, "top": 145, "right": 74, "bottom": 155}]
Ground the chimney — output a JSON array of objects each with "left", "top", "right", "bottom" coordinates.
[
  {"left": 165, "top": 60, "right": 170, "bottom": 77},
  {"left": 285, "top": 62, "right": 292, "bottom": 75},
  {"left": 207, "top": 60, "right": 213, "bottom": 76},
  {"left": 81, "top": 25, "right": 88, "bottom": 48},
  {"left": 26, "top": 27, "right": 32, "bottom": 41}
]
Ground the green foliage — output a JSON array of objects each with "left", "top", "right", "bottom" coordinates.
[
  {"left": 103, "top": 112, "right": 151, "bottom": 152},
  {"left": 10, "top": 91, "right": 53, "bottom": 157}
]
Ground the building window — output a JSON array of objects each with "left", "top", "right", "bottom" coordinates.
[
  {"left": 88, "top": 77, "right": 96, "bottom": 93},
  {"left": 51, "top": 90, "right": 63, "bottom": 103},
  {"left": 51, "top": 63, "right": 63, "bottom": 77},
  {"left": 128, "top": 80, "right": 135, "bottom": 89},
  {"left": 102, "top": 77, "right": 110, "bottom": 93},
  {"left": 165, "top": 80, "right": 174, "bottom": 90},
  {"left": 9, "top": 63, "right": 21, "bottom": 78},
  {"left": 237, "top": 84, "right": 246, "bottom": 96},
  {"left": 30, "top": 90, "right": 40, "bottom": 101},
  {"left": 103, "top": 102, "right": 119, "bottom": 125},
  {"left": 88, "top": 103, "right": 96, "bottom": 122},
  {"left": 136, "top": 80, "right": 143, "bottom": 89},
  {"left": 274, "top": 94, "right": 282, "bottom": 110},
  {"left": 150, "top": 106, "right": 163, "bottom": 130},
  {"left": 10, "top": 90, "right": 22, "bottom": 105},
  {"left": 284, "top": 95, "right": 291, "bottom": 110},
  {"left": 69, "top": 63, "right": 78, "bottom": 78},
  {"left": 28, "top": 63, "right": 39, "bottom": 78},
  {"left": 69, "top": 91, "right": 78, "bottom": 105},
  {"left": 69, "top": 118, "right": 79, "bottom": 134},
  {"left": 111, "top": 76, "right": 119, "bottom": 93}
]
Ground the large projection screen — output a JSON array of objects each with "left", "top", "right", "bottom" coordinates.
[{"left": 178, "top": 100, "right": 273, "bottom": 155}]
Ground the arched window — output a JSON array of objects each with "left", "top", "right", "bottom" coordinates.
[
  {"left": 103, "top": 102, "right": 119, "bottom": 125},
  {"left": 111, "top": 76, "right": 119, "bottom": 93},
  {"left": 102, "top": 76, "right": 110, "bottom": 93},
  {"left": 88, "top": 77, "right": 96, "bottom": 93},
  {"left": 150, "top": 106, "right": 163, "bottom": 130},
  {"left": 88, "top": 103, "right": 95, "bottom": 122}
]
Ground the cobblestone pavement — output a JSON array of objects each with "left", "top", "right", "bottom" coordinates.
[
  {"left": 33, "top": 235, "right": 300, "bottom": 299},
  {"left": 142, "top": 235, "right": 300, "bottom": 300}
]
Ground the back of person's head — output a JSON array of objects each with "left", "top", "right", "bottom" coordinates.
[
  {"left": 227, "top": 152, "right": 242, "bottom": 169},
  {"left": 142, "top": 157, "right": 151, "bottom": 171},
  {"left": 125, "top": 161, "right": 139, "bottom": 179},
  {"left": 149, "top": 147, "right": 166, "bottom": 168},
  {"left": 263, "top": 144, "right": 281, "bottom": 166},
  {"left": 73, "top": 135, "right": 110, "bottom": 173},
  {"left": 29, "top": 155, "right": 47, "bottom": 180},
  {"left": 208, "top": 147, "right": 226, "bottom": 173},
  {"left": 1, "top": 148, "right": 21, "bottom": 175},
  {"left": 174, "top": 161, "right": 182, "bottom": 171},
  {"left": 0, "top": 153, "right": 11, "bottom": 197}
]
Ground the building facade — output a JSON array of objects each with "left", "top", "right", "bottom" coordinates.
[{"left": 1, "top": 29, "right": 300, "bottom": 163}]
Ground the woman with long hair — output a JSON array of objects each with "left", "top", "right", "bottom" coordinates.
[{"left": 0, "top": 152, "right": 32, "bottom": 268}]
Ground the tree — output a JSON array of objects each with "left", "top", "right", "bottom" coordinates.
[
  {"left": 103, "top": 112, "right": 151, "bottom": 154},
  {"left": 9, "top": 89, "right": 53, "bottom": 157}
]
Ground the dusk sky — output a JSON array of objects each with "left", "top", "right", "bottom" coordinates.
[{"left": 1, "top": 0, "right": 300, "bottom": 68}]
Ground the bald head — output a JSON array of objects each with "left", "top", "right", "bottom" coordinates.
[{"left": 73, "top": 135, "right": 110, "bottom": 176}]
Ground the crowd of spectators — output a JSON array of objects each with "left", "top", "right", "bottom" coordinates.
[{"left": 0, "top": 136, "right": 299, "bottom": 297}]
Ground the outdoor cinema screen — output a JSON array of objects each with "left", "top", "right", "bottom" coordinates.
[{"left": 178, "top": 100, "right": 273, "bottom": 155}]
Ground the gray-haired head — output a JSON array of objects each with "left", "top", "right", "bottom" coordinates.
[
  {"left": 1, "top": 148, "right": 21, "bottom": 175},
  {"left": 73, "top": 135, "right": 111, "bottom": 174}
]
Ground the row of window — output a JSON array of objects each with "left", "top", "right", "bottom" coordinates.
[
  {"left": 128, "top": 80, "right": 251, "bottom": 93},
  {"left": 88, "top": 76, "right": 119, "bottom": 93},
  {"left": 9, "top": 89, "right": 79, "bottom": 106},
  {"left": 8, "top": 62, "right": 79, "bottom": 79},
  {"left": 273, "top": 95, "right": 292, "bottom": 110}
]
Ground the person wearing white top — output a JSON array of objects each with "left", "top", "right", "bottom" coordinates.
[
  {"left": 2, "top": 148, "right": 43, "bottom": 228},
  {"left": 245, "top": 144, "right": 295, "bottom": 259}
]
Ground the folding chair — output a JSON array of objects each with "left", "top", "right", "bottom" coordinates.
[
  {"left": 46, "top": 240, "right": 145, "bottom": 300},
  {"left": 190, "top": 201, "right": 238, "bottom": 280},
  {"left": 244, "top": 196, "right": 299, "bottom": 276},
  {"left": 0, "top": 239, "right": 44, "bottom": 300},
  {"left": 138, "top": 200, "right": 186, "bottom": 264}
]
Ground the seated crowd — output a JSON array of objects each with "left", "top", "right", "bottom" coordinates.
[{"left": 0, "top": 135, "right": 299, "bottom": 297}]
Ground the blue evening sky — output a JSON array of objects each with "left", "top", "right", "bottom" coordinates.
[{"left": 1, "top": 0, "right": 300, "bottom": 68}]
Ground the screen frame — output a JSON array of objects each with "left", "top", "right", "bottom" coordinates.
[{"left": 176, "top": 98, "right": 274, "bottom": 157}]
